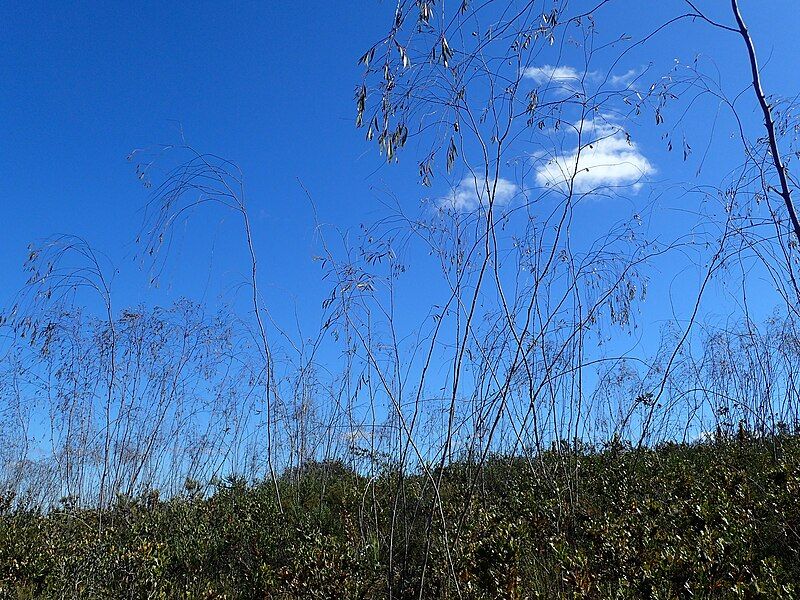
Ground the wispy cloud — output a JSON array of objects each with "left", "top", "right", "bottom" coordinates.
[
  {"left": 534, "top": 118, "right": 654, "bottom": 195},
  {"left": 610, "top": 67, "right": 642, "bottom": 88},
  {"left": 525, "top": 64, "right": 644, "bottom": 92},
  {"left": 438, "top": 177, "right": 519, "bottom": 212},
  {"left": 523, "top": 64, "right": 585, "bottom": 89}
]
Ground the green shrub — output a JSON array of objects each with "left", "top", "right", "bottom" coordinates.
[{"left": 2, "top": 437, "right": 800, "bottom": 598}]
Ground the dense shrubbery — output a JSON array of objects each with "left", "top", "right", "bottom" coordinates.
[{"left": 3, "top": 438, "right": 800, "bottom": 598}]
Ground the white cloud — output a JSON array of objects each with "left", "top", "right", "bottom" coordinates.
[
  {"left": 524, "top": 64, "right": 643, "bottom": 91},
  {"left": 523, "top": 64, "right": 584, "bottom": 89},
  {"left": 534, "top": 118, "right": 654, "bottom": 195},
  {"left": 610, "top": 68, "right": 641, "bottom": 88},
  {"left": 438, "top": 177, "right": 519, "bottom": 212}
]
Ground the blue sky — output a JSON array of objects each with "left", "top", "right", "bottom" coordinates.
[
  {"left": 1, "top": 2, "right": 411, "bottom": 321},
  {"left": 2, "top": 0, "right": 799, "bottom": 363}
]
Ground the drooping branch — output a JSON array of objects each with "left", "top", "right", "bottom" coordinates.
[{"left": 731, "top": 0, "right": 800, "bottom": 247}]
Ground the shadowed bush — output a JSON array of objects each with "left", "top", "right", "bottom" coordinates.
[{"left": 2, "top": 436, "right": 800, "bottom": 598}]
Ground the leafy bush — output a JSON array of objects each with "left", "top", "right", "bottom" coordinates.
[{"left": 2, "top": 439, "right": 800, "bottom": 598}]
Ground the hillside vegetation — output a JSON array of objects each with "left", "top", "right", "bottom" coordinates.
[{"left": 3, "top": 434, "right": 800, "bottom": 599}]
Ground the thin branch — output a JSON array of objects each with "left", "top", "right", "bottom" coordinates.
[{"left": 731, "top": 0, "right": 800, "bottom": 246}]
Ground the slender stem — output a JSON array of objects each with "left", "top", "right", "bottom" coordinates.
[
  {"left": 242, "top": 202, "right": 283, "bottom": 513},
  {"left": 731, "top": 0, "right": 800, "bottom": 246}
]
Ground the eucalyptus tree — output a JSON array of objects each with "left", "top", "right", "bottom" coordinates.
[
  {"left": 351, "top": 0, "right": 800, "bottom": 450},
  {"left": 347, "top": 1, "right": 800, "bottom": 593}
]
